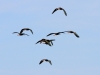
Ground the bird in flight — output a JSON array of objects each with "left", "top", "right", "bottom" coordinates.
[
  {"left": 64, "top": 31, "right": 79, "bottom": 38},
  {"left": 20, "top": 28, "right": 33, "bottom": 34},
  {"left": 45, "top": 39, "right": 55, "bottom": 46},
  {"left": 39, "top": 59, "right": 52, "bottom": 65},
  {"left": 47, "top": 32, "right": 65, "bottom": 37},
  {"left": 52, "top": 7, "right": 67, "bottom": 16},
  {"left": 13, "top": 32, "right": 29, "bottom": 36},
  {"left": 13, "top": 28, "right": 33, "bottom": 36},
  {"left": 35, "top": 39, "right": 52, "bottom": 46}
]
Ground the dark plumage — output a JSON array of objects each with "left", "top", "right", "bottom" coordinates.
[
  {"left": 13, "top": 28, "right": 33, "bottom": 36},
  {"left": 47, "top": 32, "right": 65, "bottom": 37},
  {"left": 65, "top": 31, "right": 79, "bottom": 38},
  {"left": 52, "top": 7, "right": 67, "bottom": 16},
  {"left": 36, "top": 39, "right": 45, "bottom": 44},
  {"left": 20, "top": 28, "right": 33, "bottom": 34},
  {"left": 46, "top": 39, "right": 55, "bottom": 45},
  {"left": 39, "top": 59, "right": 52, "bottom": 65},
  {"left": 35, "top": 39, "right": 52, "bottom": 46}
]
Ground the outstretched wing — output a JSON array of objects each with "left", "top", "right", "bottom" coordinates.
[
  {"left": 29, "top": 29, "right": 33, "bottom": 34},
  {"left": 20, "top": 29, "right": 25, "bottom": 33},
  {"left": 36, "top": 39, "right": 46, "bottom": 44},
  {"left": 46, "top": 33, "right": 55, "bottom": 36},
  {"left": 58, "top": 32, "right": 65, "bottom": 34},
  {"left": 50, "top": 39, "right": 55, "bottom": 41},
  {"left": 64, "top": 31, "right": 74, "bottom": 33},
  {"left": 52, "top": 8, "right": 58, "bottom": 14},
  {"left": 24, "top": 34, "right": 29, "bottom": 36},
  {"left": 20, "top": 28, "right": 33, "bottom": 34},
  {"left": 44, "top": 40, "right": 52, "bottom": 46},
  {"left": 47, "top": 42, "right": 52, "bottom": 46},
  {"left": 39, "top": 60, "right": 44, "bottom": 65},
  {"left": 74, "top": 32, "right": 79, "bottom": 38},
  {"left": 36, "top": 40, "right": 41, "bottom": 44},
  {"left": 22, "top": 33, "right": 29, "bottom": 36},
  {"left": 48, "top": 60, "right": 52, "bottom": 65},
  {"left": 62, "top": 9, "right": 67, "bottom": 16},
  {"left": 64, "top": 31, "right": 69, "bottom": 32},
  {"left": 50, "top": 41, "right": 53, "bottom": 45},
  {"left": 13, "top": 32, "right": 19, "bottom": 34},
  {"left": 50, "top": 39, "right": 55, "bottom": 45}
]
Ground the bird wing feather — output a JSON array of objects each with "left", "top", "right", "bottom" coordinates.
[
  {"left": 47, "top": 33, "right": 55, "bottom": 36},
  {"left": 48, "top": 60, "right": 52, "bottom": 65},
  {"left": 36, "top": 41, "right": 40, "bottom": 44},
  {"left": 52, "top": 8, "right": 57, "bottom": 14},
  {"left": 58, "top": 32, "right": 65, "bottom": 33},
  {"left": 29, "top": 29, "right": 33, "bottom": 34},
  {"left": 20, "top": 28, "right": 33, "bottom": 34},
  {"left": 62, "top": 9, "right": 67, "bottom": 16},
  {"left": 50, "top": 41, "right": 53, "bottom": 45},
  {"left": 20, "top": 29, "right": 25, "bottom": 33},
  {"left": 39, "top": 60, "right": 44, "bottom": 64},
  {"left": 74, "top": 32, "right": 79, "bottom": 38},
  {"left": 13, "top": 32, "right": 19, "bottom": 34},
  {"left": 44, "top": 40, "right": 52, "bottom": 46},
  {"left": 22, "top": 33, "right": 29, "bottom": 36}
]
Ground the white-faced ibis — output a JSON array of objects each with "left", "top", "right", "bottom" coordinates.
[
  {"left": 65, "top": 31, "right": 79, "bottom": 38},
  {"left": 13, "top": 28, "right": 33, "bottom": 36},
  {"left": 39, "top": 59, "right": 52, "bottom": 65},
  {"left": 52, "top": 7, "right": 67, "bottom": 16},
  {"left": 35, "top": 39, "right": 52, "bottom": 46}
]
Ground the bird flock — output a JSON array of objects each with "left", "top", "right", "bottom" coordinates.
[{"left": 13, "top": 7, "right": 80, "bottom": 65}]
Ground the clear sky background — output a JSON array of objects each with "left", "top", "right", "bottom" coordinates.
[{"left": 0, "top": 0, "right": 100, "bottom": 75}]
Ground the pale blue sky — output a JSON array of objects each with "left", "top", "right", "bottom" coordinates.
[{"left": 0, "top": 0, "right": 100, "bottom": 75}]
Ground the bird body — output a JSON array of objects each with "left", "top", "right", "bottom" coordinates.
[
  {"left": 36, "top": 39, "right": 52, "bottom": 46},
  {"left": 39, "top": 59, "right": 52, "bottom": 65},
  {"left": 65, "top": 31, "right": 79, "bottom": 38},
  {"left": 13, "top": 28, "right": 33, "bottom": 36},
  {"left": 52, "top": 7, "right": 67, "bottom": 16}
]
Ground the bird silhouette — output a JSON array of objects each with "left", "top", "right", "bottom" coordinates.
[
  {"left": 45, "top": 39, "right": 55, "bottom": 46},
  {"left": 64, "top": 31, "right": 79, "bottom": 38},
  {"left": 13, "top": 28, "right": 33, "bottom": 36},
  {"left": 35, "top": 39, "right": 52, "bottom": 46},
  {"left": 47, "top": 32, "right": 65, "bottom": 37},
  {"left": 20, "top": 28, "right": 33, "bottom": 34},
  {"left": 52, "top": 7, "right": 67, "bottom": 16},
  {"left": 39, "top": 59, "right": 52, "bottom": 65}
]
